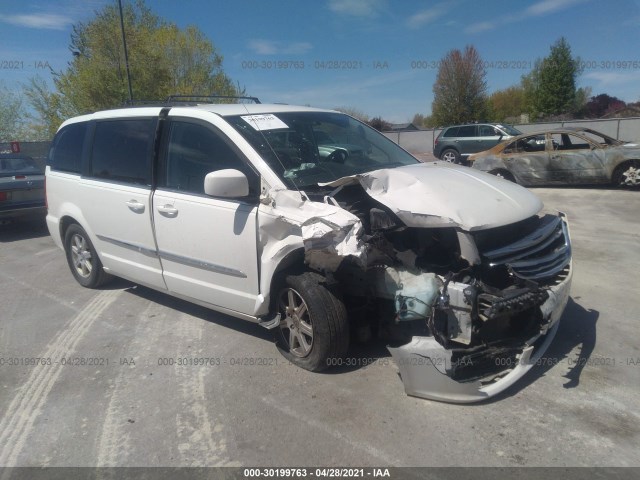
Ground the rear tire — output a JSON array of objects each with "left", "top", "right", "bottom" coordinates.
[
  {"left": 440, "top": 149, "right": 461, "bottom": 164},
  {"left": 275, "top": 271, "right": 349, "bottom": 372},
  {"left": 64, "top": 224, "right": 112, "bottom": 288},
  {"left": 612, "top": 160, "right": 640, "bottom": 188}
]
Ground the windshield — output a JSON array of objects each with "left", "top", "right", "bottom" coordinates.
[
  {"left": 225, "top": 111, "right": 419, "bottom": 189},
  {"left": 496, "top": 124, "right": 522, "bottom": 136},
  {"left": 0, "top": 156, "right": 43, "bottom": 177}
]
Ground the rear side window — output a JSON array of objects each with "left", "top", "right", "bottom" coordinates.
[
  {"left": 90, "top": 119, "right": 155, "bottom": 185},
  {"left": 49, "top": 122, "right": 87, "bottom": 173},
  {"left": 443, "top": 127, "right": 459, "bottom": 137},
  {"left": 457, "top": 125, "right": 477, "bottom": 137}
]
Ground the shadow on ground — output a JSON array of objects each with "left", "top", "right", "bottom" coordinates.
[
  {"left": 123, "top": 282, "right": 275, "bottom": 343},
  {"left": 479, "top": 297, "right": 599, "bottom": 403},
  {"left": 0, "top": 216, "right": 49, "bottom": 242},
  {"left": 121, "top": 280, "right": 391, "bottom": 372}
]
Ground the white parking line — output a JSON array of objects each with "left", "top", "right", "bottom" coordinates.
[
  {"left": 0, "top": 289, "right": 121, "bottom": 467},
  {"left": 34, "top": 247, "right": 60, "bottom": 257},
  {"left": 173, "top": 313, "right": 239, "bottom": 467}
]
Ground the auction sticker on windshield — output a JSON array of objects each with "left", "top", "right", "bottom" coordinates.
[{"left": 241, "top": 114, "right": 289, "bottom": 131}]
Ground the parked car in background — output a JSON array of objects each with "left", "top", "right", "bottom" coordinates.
[
  {"left": 468, "top": 127, "right": 640, "bottom": 187},
  {"left": 0, "top": 154, "right": 46, "bottom": 222},
  {"left": 433, "top": 123, "right": 522, "bottom": 164}
]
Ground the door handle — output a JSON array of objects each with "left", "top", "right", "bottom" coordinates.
[
  {"left": 125, "top": 200, "right": 145, "bottom": 213},
  {"left": 157, "top": 204, "right": 178, "bottom": 217}
]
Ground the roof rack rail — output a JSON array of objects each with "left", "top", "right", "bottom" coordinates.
[
  {"left": 164, "top": 95, "right": 261, "bottom": 104},
  {"left": 122, "top": 100, "right": 164, "bottom": 106}
]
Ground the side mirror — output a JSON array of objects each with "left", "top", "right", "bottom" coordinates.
[{"left": 204, "top": 169, "right": 249, "bottom": 198}]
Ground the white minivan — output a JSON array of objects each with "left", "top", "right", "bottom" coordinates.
[{"left": 46, "top": 99, "right": 573, "bottom": 403}]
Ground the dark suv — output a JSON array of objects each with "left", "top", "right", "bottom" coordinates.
[{"left": 434, "top": 123, "right": 522, "bottom": 164}]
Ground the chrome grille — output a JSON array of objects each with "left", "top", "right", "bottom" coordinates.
[{"left": 482, "top": 214, "right": 571, "bottom": 281}]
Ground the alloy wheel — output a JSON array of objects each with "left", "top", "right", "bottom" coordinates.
[
  {"left": 278, "top": 288, "right": 313, "bottom": 357},
  {"left": 70, "top": 233, "right": 93, "bottom": 278}
]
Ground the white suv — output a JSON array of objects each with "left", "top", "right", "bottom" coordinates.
[{"left": 46, "top": 100, "right": 573, "bottom": 403}]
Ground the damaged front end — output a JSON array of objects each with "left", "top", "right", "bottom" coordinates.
[
  {"left": 300, "top": 165, "right": 572, "bottom": 403},
  {"left": 386, "top": 213, "right": 572, "bottom": 403}
]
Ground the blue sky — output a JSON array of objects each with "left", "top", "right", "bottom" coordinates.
[{"left": 1, "top": 0, "right": 640, "bottom": 122}]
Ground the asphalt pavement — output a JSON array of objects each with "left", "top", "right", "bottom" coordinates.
[{"left": 0, "top": 186, "right": 639, "bottom": 468}]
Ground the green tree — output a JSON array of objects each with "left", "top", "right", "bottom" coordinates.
[
  {"left": 411, "top": 113, "right": 438, "bottom": 128},
  {"left": 367, "top": 116, "right": 391, "bottom": 131},
  {"left": 488, "top": 86, "right": 526, "bottom": 122},
  {"left": 0, "top": 82, "right": 28, "bottom": 142},
  {"left": 431, "top": 45, "right": 488, "bottom": 126},
  {"left": 411, "top": 113, "right": 425, "bottom": 126},
  {"left": 26, "top": 0, "right": 240, "bottom": 136},
  {"left": 23, "top": 76, "right": 75, "bottom": 140},
  {"left": 523, "top": 37, "right": 581, "bottom": 118},
  {"left": 521, "top": 59, "right": 541, "bottom": 118}
]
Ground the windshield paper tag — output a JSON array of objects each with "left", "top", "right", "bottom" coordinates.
[{"left": 241, "top": 114, "right": 288, "bottom": 131}]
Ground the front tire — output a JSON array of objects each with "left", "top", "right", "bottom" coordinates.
[
  {"left": 613, "top": 160, "right": 640, "bottom": 188},
  {"left": 275, "top": 272, "right": 349, "bottom": 372},
  {"left": 64, "top": 224, "right": 112, "bottom": 288}
]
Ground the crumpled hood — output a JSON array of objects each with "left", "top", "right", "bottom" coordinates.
[{"left": 323, "top": 162, "right": 543, "bottom": 231}]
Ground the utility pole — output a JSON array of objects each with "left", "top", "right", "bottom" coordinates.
[{"left": 117, "top": 0, "right": 134, "bottom": 104}]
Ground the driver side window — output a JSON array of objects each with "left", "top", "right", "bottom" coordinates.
[
  {"left": 161, "top": 121, "right": 258, "bottom": 195},
  {"left": 478, "top": 125, "right": 497, "bottom": 136}
]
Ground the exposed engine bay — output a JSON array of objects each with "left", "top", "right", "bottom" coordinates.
[{"left": 294, "top": 166, "right": 572, "bottom": 403}]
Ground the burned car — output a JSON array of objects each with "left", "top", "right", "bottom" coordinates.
[
  {"left": 46, "top": 102, "right": 572, "bottom": 403},
  {"left": 469, "top": 127, "right": 640, "bottom": 187}
]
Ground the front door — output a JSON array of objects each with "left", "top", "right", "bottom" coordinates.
[
  {"left": 500, "top": 135, "right": 550, "bottom": 184},
  {"left": 152, "top": 118, "right": 261, "bottom": 315}
]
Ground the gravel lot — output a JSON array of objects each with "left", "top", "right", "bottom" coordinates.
[{"left": 0, "top": 186, "right": 638, "bottom": 468}]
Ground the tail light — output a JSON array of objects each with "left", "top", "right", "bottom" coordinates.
[
  {"left": 44, "top": 177, "right": 48, "bottom": 210},
  {"left": 0, "top": 191, "right": 7, "bottom": 201}
]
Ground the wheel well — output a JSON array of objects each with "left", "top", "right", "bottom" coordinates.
[
  {"left": 268, "top": 248, "right": 306, "bottom": 310},
  {"left": 59, "top": 216, "right": 79, "bottom": 243},
  {"left": 441, "top": 147, "right": 459, "bottom": 154}
]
